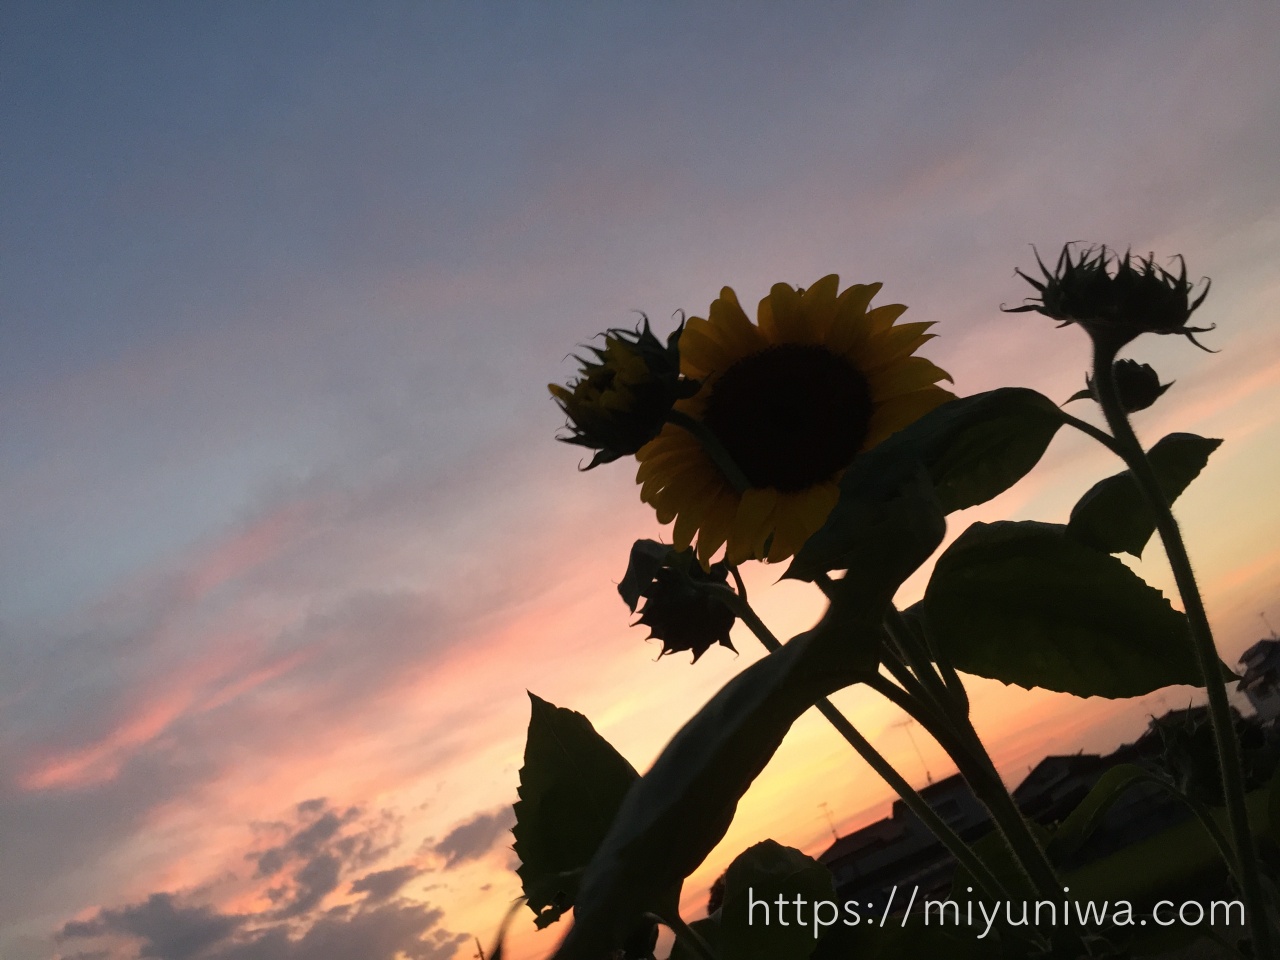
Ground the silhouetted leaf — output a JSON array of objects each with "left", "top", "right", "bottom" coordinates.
[
  {"left": 920, "top": 521, "right": 1220, "bottom": 698},
  {"left": 513, "top": 694, "right": 640, "bottom": 928},
  {"left": 789, "top": 389, "right": 1062, "bottom": 581},
  {"left": 1068, "top": 433, "right": 1222, "bottom": 557}
]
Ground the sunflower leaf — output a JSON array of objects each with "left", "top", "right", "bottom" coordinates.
[
  {"left": 917, "top": 521, "right": 1230, "bottom": 699},
  {"left": 1067, "top": 433, "right": 1222, "bottom": 557},
  {"left": 786, "top": 463, "right": 945, "bottom": 589},
  {"left": 546, "top": 578, "right": 889, "bottom": 959},
  {"left": 899, "top": 387, "right": 1066, "bottom": 513},
  {"left": 513, "top": 694, "right": 642, "bottom": 928},
  {"left": 790, "top": 389, "right": 1064, "bottom": 580}
]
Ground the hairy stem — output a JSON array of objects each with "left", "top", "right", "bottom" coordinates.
[
  {"left": 866, "top": 671, "right": 1063, "bottom": 903},
  {"left": 1093, "top": 341, "right": 1273, "bottom": 959},
  {"left": 728, "top": 594, "right": 1012, "bottom": 903}
]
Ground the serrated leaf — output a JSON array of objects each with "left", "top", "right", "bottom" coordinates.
[
  {"left": 920, "top": 521, "right": 1224, "bottom": 699},
  {"left": 513, "top": 694, "right": 640, "bottom": 927},
  {"left": 547, "top": 577, "right": 891, "bottom": 959},
  {"left": 719, "top": 841, "right": 835, "bottom": 960},
  {"left": 1068, "top": 433, "right": 1222, "bottom": 557}
]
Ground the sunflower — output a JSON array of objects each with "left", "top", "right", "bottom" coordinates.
[
  {"left": 636, "top": 276, "right": 954, "bottom": 566},
  {"left": 548, "top": 318, "right": 693, "bottom": 469}
]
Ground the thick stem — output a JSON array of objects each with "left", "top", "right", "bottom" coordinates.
[
  {"left": 884, "top": 606, "right": 968, "bottom": 718},
  {"left": 1093, "top": 341, "right": 1273, "bottom": 959},
  {"left": 867, "top": 674, "right": 1063, "bottom": 903},
  {"left": 729, "top": 598, "right": 1012, "bottom": 904}
]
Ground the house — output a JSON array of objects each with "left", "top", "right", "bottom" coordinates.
[
  {"left": 816, "top": 707, "right": 1241, "bottom": 906},
  {"left": 1238, "top": 638, "right": 1280, "bottom": 722}
]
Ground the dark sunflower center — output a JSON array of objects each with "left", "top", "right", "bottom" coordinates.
[{"left": 702, "top": 343, "right": 872, "bottom": 492}]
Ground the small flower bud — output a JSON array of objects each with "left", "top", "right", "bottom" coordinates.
[
  {"left": 1081, "top": 359, "right": 1173, "bottom": 413},
  {"left": 617, "top": 539, "right": 737, "bottom": 662}
]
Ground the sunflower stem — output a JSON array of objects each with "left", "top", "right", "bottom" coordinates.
[
  {"left": 890, "top": 605, "right": 970, "bottom": 715},
  {"left": 866, "top": 673, "right": 1066, "bottom": 906},
  {"left": 1058, "top": 409, "right": 1124, "bottom": 455},
  {"left": 664, "top": 409, "right": 752, "bottom": 494},
  {"left": 727, "top": 594, "right": 1012, "bottom": 905},
  {"left": 1092, "top": 339, "right": 1274, "bottom": 960},
  {"left": 883, "top": 606, "right": 963, "bottom": 720}
]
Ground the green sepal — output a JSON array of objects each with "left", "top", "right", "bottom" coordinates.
[{"left": 1068, "top": 433, "right": 1222, "bottom": 557}]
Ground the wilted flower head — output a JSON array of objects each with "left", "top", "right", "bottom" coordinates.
[
  {"left": 1005, "top": 244, "right": 1213, "bottom": 352},
  {"left": 617, "top": 539, "right": 737, "bottom": 662},
  {"left": 549, "top": 318, "right": 696, "bottom": 469},
  {"left": 1074, "top": 359, "right": 1173, "bottom": 413}
]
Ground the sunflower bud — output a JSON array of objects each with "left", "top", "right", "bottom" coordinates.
[
  {"left": 1074, "top": 359, "right": 1172, "bottom": 413},
  {"left": 1004, "top": 244, "right": 1213, "bottom": 352},
  {"left": 549, "top": 318, "right": 696, "bottom": 469},
  {"left": 617, "top": 539, "right": 737, "bottom": 662}
]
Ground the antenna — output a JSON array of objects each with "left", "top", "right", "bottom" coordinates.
[
  {"left": 892, "top": 717, "right": 933, "bottom": 784},
  {"left": 819, "top": 801, "right": 839, "bottom": 842}
]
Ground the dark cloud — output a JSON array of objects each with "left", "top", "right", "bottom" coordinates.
[
  {"left": 56, "top": 801, "right": 464, "bottom": 960},
  {"left": 238, "top": 800, "right": 399, "bottom": 921},
  {"left": 432, "top": 806, "right": 515, "bottom": 870},
  {"left": 273, "top": 854, "right": 340, "bottom": 921},
  {"left": 58, "top": 894, "right": 244, "bottom": 960},
  {"left": 59, "top": 898, "right": 466, "bottom": 960},
  {"left": 349, "top": 865, "right": 424, "bottom": 903}
]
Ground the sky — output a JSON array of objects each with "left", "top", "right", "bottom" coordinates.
[{"left": 2, "top": 2, "right": 1279, "bottom": 958}]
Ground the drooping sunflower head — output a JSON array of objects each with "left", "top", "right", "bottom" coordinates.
[
  {"left": 549, "top": 318, "right": 695, "bottom": 469},
  {"left": 636, "top": 276, "right": 954, "bottom": 566}
]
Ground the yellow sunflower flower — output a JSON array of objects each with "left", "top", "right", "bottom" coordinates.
[{"left": 636, "top": 275, "right": 954, "bottom": 566}]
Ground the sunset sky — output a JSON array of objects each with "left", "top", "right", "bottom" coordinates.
[{"left": 3, "top": 3, "right": 1280, "bottom": 959}]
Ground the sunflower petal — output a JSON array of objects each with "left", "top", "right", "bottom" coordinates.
[
  {"left": 864, "top": 302, "right": 910, "bottom": 336},
  {"left": 758, "top": 283, "right": 794, "bottom": 340},
  {"left": 679, "top": 319, "right": 735, "bottom": 379},
  {"left": 695, "top": 491, "right": 738, "bottom": 567},
  {"left": 728, "top": 487, "right": 777, "bottom": 564},
  {"left": 865, "top": 356, "right": 955, "bottom": 402},
  {"left": 861, "top": 386, "right": 955, "bottom": 449},
  {"left": 703, "top": 288, "right": 767, "bottom": 362}
]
